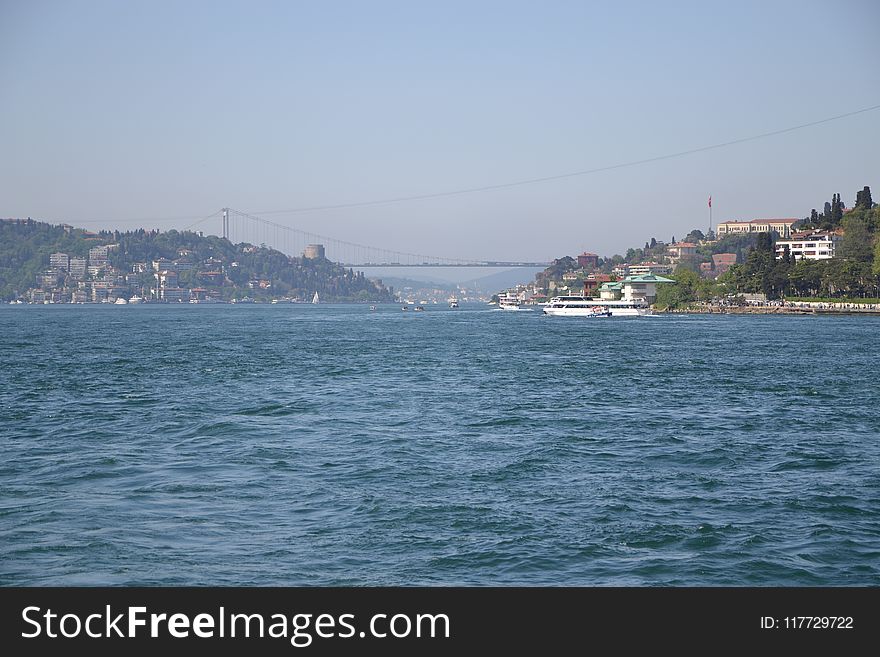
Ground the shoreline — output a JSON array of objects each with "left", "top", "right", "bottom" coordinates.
[{"left": 659, "top": 304, "right": 880, "bottom": 315}]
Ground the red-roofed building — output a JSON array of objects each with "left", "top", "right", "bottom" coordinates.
[
  {"left": 577, "top": 252, "right": 599, "bottom": 269},
  {"left": 583, "top": 273, "right": 612, "bottom": 295},
  {"left": 716, "top": 218, "right": 798, "bottom": 238},
  {"left": 667, "top": 242, "right": 697, "bottom": 261}
]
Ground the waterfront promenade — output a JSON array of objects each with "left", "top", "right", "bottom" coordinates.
[{"left": 662, "top": 300, "right": 880, "bottom": 315}]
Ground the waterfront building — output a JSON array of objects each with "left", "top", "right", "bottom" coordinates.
[
  {"left": 599, "top": 281, "right": 623, "bottom": 300},
  {"left": 303, "top": 244, "right": 325, "bottom": 260},
  {"left": 190, "top": 287, "right": 209, "bottom": 301},
  {"left": 716, "top": 218, "right": 798, "bottom": 238},
  {"left": 159, "top": 287, "right": 189, "bottom": 303},
  {"left": 89, "top": 245, "right": 110, "bottom": 261},
  {"left": 667, "top": 242, "right": 697, "bottom": 261},
  {"left": 621, "top": 274, "right": 675, "bottom": 304},
  {"left": 152, "top": 258, "right": 174, "bottom": 272},
  {"left": 37, "top": 271, "right": 63, "bottom": 289},
  {"left": 627, "top": 262, "right": 672, "bottom": 276},
  {"left": 774, "top": 230, "right": 840, "bottom": 261},
  {"left": 200, "top": 271, "right": 224, "bottom": 285},
  {"left": 91, "top": 282, "right": 110, "bottom": 302},
  {"left": 577, "top": 252, "right": 599, "bottom": 269},
  {"left": 583, "top": 273, "right": 612, "bottom": 295},
  {"left": 49, "top": 252, "right": 70, "bottom": 272},
  {"left": 69, "top": 257, "right": 87, "bottom": 279},
  {"left": 712, "top": 253, "right": 737, "bottom": 277},
  {"left": 87, "top": 263, "right": 108, "bottom": 277},
  {"left": 155, "top": 270, "right": 179, "bottom": 289}
]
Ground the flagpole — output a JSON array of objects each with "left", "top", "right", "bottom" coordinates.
[{"left": 708, "top": 195, "right": 713, "bottom": 237}]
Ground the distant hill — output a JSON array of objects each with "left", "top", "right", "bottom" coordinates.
[
  {"left": 466, "top": 267, "right": 544, "bottom": 293},
  {"left": 0, "top": 218, "right": 394, "bottom": 302},
  {"left": 379, "top": 276, "right": 458, "bottom": 293}
]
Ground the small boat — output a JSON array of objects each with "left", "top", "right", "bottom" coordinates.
[
  {"left": 369, "top": 305, "right": 377, "bottom": 311},
  {"left": 114, "top": 298, "right": 128, "bottom": 305},
  {"left": 414, "top": 305, "right": 425, "bottom": 311},
  {"left": 128, "top": 296, "right": 143, "bottom": 304},
  {"left": 312, "top": 291, "right": 320, "bottom": 304},
  {"left": 401, "top": 304, "right": 409, "bottom": 311}
]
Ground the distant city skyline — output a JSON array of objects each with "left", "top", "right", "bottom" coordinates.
[{"left": 1, "top": 0, "right": 878, "bottom": 261}]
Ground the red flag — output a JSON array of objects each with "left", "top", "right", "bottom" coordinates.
[{"left": 708, "top": 195, "right": 712, "bottom": 208}]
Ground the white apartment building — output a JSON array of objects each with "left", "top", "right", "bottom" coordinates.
[{"left": 774, "top": 231, "right": 840, "bottom": 260}]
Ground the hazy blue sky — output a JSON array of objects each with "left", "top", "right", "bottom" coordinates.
[{"left": 2, "top": 0, "right": 878, "bottom": 261}]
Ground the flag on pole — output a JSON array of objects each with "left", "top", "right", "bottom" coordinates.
[{"left": 708, "top": 195, "right": 712, "bottom": 208}]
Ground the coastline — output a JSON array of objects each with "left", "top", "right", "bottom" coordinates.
[{"left": 658, "top": 303, "right": 880, "bottom": 315}]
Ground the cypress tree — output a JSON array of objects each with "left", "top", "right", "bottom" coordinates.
[
  {"left": 831, "top": 193, "right": 843, "bottom": 225},
  {"left": 855, "top": 186, "right": 873, "bottom": 209}
]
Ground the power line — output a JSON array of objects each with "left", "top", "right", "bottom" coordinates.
[
  {"left": 226, "top": 208, "right": 483, "bottom": 265},
  {"left": 63, "top": 212, "right": 217, "bottom": 225},
  {"left": 247, "top": 102, "right": 880, "bottom": 216},
  {"left": 183, "top": 210, "right": 223, "bottom": 232}
]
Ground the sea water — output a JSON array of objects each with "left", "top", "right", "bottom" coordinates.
[{"left": 1, "top": 305, "right": 878, "bottom": 585}]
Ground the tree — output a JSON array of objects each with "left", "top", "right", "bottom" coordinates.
[
  {"left": 855, "top": 186, "right": 873, "bottom": 210},
  {"left": 838, "top": 217, "right": 873, "bottom": 262},
  {"left": 874, "top": 236, "right": 880, "bottom": 278},
  {"left": 831, "top": 193, "right": 843, "bottom": 226},
  {"left": 684, "top": 229, "right": 705, "bottom": 243}
]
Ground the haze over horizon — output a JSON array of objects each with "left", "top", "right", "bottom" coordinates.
[{"left": 2, "top": 0, "right": 878, "bottom": 261}]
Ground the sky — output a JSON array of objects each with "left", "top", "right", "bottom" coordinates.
[{"left": 1, "top": 0, "right": 879, "bottom": 262}]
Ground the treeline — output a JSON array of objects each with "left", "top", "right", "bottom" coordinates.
[
  {"left": 0, "top": 219, "right": 90, "bottom": 299},
  {"left": 0, "top": 220, "right": 394, "bottom": 302}
]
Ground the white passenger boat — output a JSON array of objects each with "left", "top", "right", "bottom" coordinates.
[
  {"left": 542, "top": 295, "right": 651, "bottom": 317},
  {"left": 497, "top": 291, "right": 531, "bottom": 311}
]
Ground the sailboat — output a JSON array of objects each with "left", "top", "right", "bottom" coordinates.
[{"left": 312, "top": 291, "right": 320, "bottom": 304}]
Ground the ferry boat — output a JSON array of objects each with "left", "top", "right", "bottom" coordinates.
[
  {"left": 497, "top": 292, "right": 531, "bottom": 311},
  {"left": 542, "top": 295, "right": 651, "bottom": 317},
  {"left": 449, "top": 297, "right": 459, "bottom": 309}
]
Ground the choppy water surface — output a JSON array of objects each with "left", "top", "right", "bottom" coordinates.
[{"left": 1, "top": 304, "right": 878, "bottom": 585}]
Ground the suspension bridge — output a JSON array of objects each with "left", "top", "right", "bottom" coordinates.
[{"left": 196, "top": 208, "right": 548, "bottom": 268}]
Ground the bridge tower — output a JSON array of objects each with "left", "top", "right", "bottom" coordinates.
[{"left": 222, "top": 208, "right": 229, "bottom": 240}]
